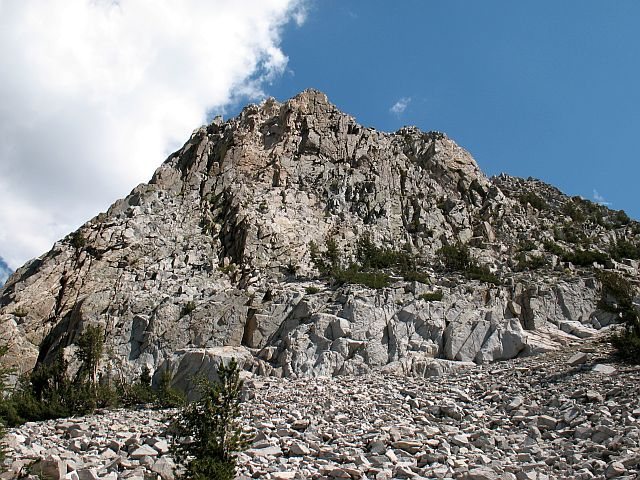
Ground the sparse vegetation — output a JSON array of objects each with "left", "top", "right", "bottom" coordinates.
[
  {"left": 518, "top": 240, "right": 537, "bottom": 252},
  {"left": 155, "top": 369, "right": 186, "bottom": 409},
  {"left": 562, "top": 200, "right": 586, "bottom": 223},
  {"left": 305, "top": 286, "right": 321, "bottom": 295},
  {"left": 558, "top": 225, "right": 589, "bottom": 246},
  {"left": 355, "top": 234, "right": 412, "bottom": 271},
  {"left": 543, "top": 242, "right": 609, "bottom": 267},
  {"left": 564, "top": 249, "right": 608, "bottom": 267},
  {"left": 543, "top": 241, "right": 566, "bottom": 257},
  {"left": 182, "top": 301, "right": 197, "bottom": 317},
  {"left": 609, "top": 240, "right": 640, "bottom": 261},
  {"left": 519, "top": 192, "right": 548, "bottom": 211},
  {"left": 437, "top": 243, "right": 500, "bottom": 285},
  {"left": 437, "top": 244, "right": 473, "bottom": 271},
  {"left": 0, "top": 326, "right": 182, "bottom": 427},
  {"left": 220, "top": 263, "right": 237, "bottom": 276},
  {"left": 420, "top": 290, "right": 443, "bottom": 302},
  {"left": 515, "top": 253, "right": 546, "bottom": 271},
  {"left": 598, "top": 272, "right": 640, "bottom": 363},
  {"left": 310, "top": 234, "right": 429, "bottom": 289},
  {"left": 11, "top": 307, "right": 28, "bottom": 318},
  {"left": 402, "top": 269, "right": 431, "bottom": 285},
  {"left": 172, "top": 359, "right": 250, "bottom": 480},
  {"left": 117, "top": 367, "right": 156, "bottom": 407},
  {"left": 310, "top": 236, "right": 389, "bottom": 288},
  {"left": 334, "top": 266, "right": 390, "bottom": 290},
  {"left": 71, "top": 230, "right": 87, "bottom": 249},
  {"left": 613, "top": 209, "right": 631, "bottom": 226},
  {"left": 464, "top": 264, "right": 500, "bottom": 285}
]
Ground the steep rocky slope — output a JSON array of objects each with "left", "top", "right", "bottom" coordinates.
[{"left": 0, "top": 90, "right": 638, "bottom": 387}]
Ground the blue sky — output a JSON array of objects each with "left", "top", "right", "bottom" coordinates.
[{"left": 261, "top": 0, "right": 639, "bottom": 218}]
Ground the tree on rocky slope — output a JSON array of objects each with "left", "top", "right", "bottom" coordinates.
[
  {"left": 75, "top": 325, "right": 104, "bottom": 389},
  {"left": 599, "top": 272, "right": 640, "bottom": 362},
  {"left": 172, "top": 359, "right": 250, "bottom": 480}
]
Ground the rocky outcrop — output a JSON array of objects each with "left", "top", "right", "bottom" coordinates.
[{"left": 0, "top": 89, "right": 638, "bottom": 387}]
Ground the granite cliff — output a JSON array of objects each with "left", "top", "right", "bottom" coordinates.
[{"left": 1, "top": 90, "right": 638, "bottom": 390}]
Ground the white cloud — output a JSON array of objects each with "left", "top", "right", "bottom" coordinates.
[
  {"left": 0, "top": 0, "right": 305, "bottom": 269},
  {"left": 593, "top": 189, "right": 611, "bottom": 206},
  {"left": 390, "top": 97, "right": 411, "bottom": 115}
]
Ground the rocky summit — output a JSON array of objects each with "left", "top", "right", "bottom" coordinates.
[
  {"left": 3, "top": 334, "right": 640, "bottom": 479},
  {"left": 0, "top": 89, "right": 639, "bottom": 389}
]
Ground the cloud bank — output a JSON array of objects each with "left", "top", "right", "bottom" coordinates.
[{"left": 0, "top": 0, "right": 304, "bottom": 269}]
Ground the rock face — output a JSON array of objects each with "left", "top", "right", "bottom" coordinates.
[
  {"left": 3, "top": 335, "right": 640, "bottom": 479},
  {"left": 0, "top": 89, "right": 638, "bottom": 386}
]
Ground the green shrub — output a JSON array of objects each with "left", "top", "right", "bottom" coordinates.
[
  {"left": 613, "top": 210, "right": 631, "bottom": 226},
  {"left": 0, "top": 326, "right": 112, "bottom": 426},
  {"left": 310, "top": 237, "right": 342, "bottom": 274},
  {"left": 518, "top": 240, "right": 537, "bottom": 252},
  {"left": 172, "top": 360, "right": 250, "bottom": 480},
  {"left": 465, "top": 264, "right": 500, "bottom": 285},
  {"left": 310, "top": 236, "right": 395, "bottom": 289},
  {"left": 355, "top": 234, "right": 412, "bottom": 270},
  {"left": 402, "top": 269, "right": 431, "bottom": 285},
  {"left": 420, "top": 290, "right": 443, "bottom": 302},
  {"left": 182, "top": 301, "right": 197, "bottom": 317},
  {"left": 334, "top": 266, "right": 390, "bottom": 289},
  {"left": 305, "top": 286, "right": 321, "bottom": 295},
  {"left": 562, "top": 201, "right": 586, "bottom": 223},
  {"left": 71, "top": 231, "right": 87, "bottom": 249},
  {"left": 1, "top": 352, "right": 74, "bottom": 425},
  {"left": 609, "top": 240, "right": 640, "bottom": 261},
  {"left": 564, "top": 249, "right": 608, "bottom": 267},
  {"left": 155, "top": 370, "right": 185, "bottom": 409},
  {"left": 561, "top": 226, "right": 588, "bottom": 245},
  {"left": 118, "top": 368, "right": 156, "bottom": 407},
  {"left": 515, "top": 253, "right": 546, "bottom": 271},
  {"left": 543, "top": 241, "right": 566, "bottom": 257},
  {"left": 543, "top": 242, "right": 609, "bottom": 267},
  {"left": 598, "top": 272, "right": 640, "bottom": 363},
  {"left": 612, "top": 331, "right": 640, "bottom": 363},
  {"left": 437, "top": 244, "right": 472, "bottom": 271},
  {"left": 519, "top": 192, "right": 548, "bottom": 211},
  {"left": 11, "top": 307, "right": 28, "bottom": 318},
  {"left": 437, "top": 243, "right": 499, "bottom": 284}
]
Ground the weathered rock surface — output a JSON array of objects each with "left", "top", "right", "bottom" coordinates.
[
  {"left": 0, "top": 89, "right": 638, "bottom": 386},
  {"left": 2, "top": 335, "right": 639, "bottom": 479}
]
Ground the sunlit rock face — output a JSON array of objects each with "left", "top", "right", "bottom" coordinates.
[{"left": 1, "top": 89, "right": 638, "bottom": 386}]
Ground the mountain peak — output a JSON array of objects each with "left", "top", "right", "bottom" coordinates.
[{"left": 0, "top": 91, "right": 638, "bottom": 390}]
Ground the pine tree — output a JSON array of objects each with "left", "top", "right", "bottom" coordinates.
[
  {"left": 172, "top": 359, "right": 250, "bottom": 480},
  {"left": 75, "top": 325, "right": 104, "bottom": 388}
]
